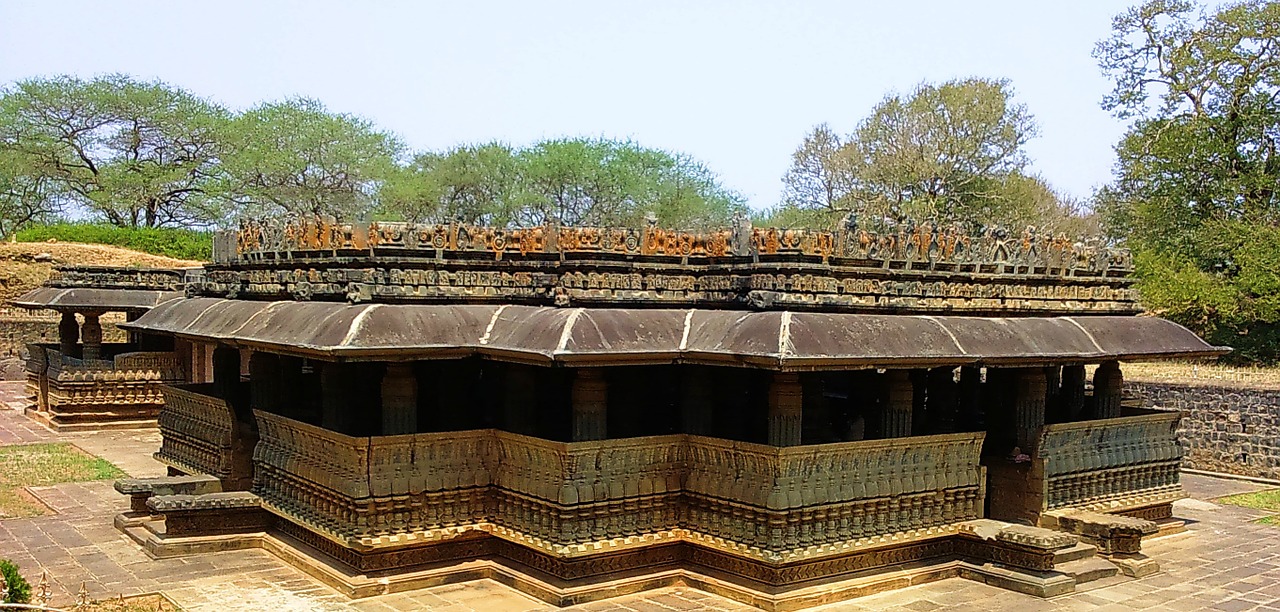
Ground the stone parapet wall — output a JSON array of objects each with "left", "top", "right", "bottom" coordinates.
[
  {"left": 1039, "top": 410, "right": 1184, "bottom": 512},
  {"left": 1128, "top": 380, "right": 1280, "bottom": 480},
  {"left": 247, "top": 409, "right": 986, "bottom": 562},
  {"left": 24, "top": 343, "right": 183, "bottom": 429},
  {"left": 156, "top": 383, "right": 253, "bottom": 489}
]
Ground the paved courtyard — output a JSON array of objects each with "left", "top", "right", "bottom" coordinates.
[{"left": 3, "top": 380, "right": 1280, "bottom": 611}]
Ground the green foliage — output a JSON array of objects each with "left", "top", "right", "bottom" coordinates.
[
  {"left": 0, "top": 559, "right": 32, "bottom": 604},
  {"left": 216, "top": 98, "right": 403, "bottom": 220},
  {"left": 1095, "top": 0, "right": 1280, "bottom": 363},
  {"left": 382, "top": 138, "right": 745, "bottom": 229},
  {"left": 776, "top": 78, "right": 1091, "bottom": 233},
  {"left": 14, "top": 222, "right": 211, "bottom": 260},
  {"left": 0, "top": 74, "right": 228, "bottom": 228}
]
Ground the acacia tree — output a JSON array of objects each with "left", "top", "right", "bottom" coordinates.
[
  {"left": 383, "top": 138, "right": 744, "bottom": 229},
  {"left": 1095, "top": 0, "right": 1280, "bottom": 362},
  {"left": 774, "top": 78, "right": 1065, "bottom": 231},
  {"left": 0, "top": 74, "right": 226, "bottom": 228},
  {"left": 216, "top": 98, "right": 403, "bottom": 220}
]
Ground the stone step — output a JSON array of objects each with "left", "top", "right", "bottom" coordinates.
[
  {"left": 1056, "top": 557, "right": 1119, "bottom": 584},
  {"left": 1053, "top": 542, "right": 1099, "bottom": 564}
]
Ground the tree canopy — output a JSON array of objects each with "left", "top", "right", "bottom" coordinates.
[
  {"left": 216, "top": 98, "right": 404, "bottom": 220},
  {"left": 1095, "top": 0, "right": 1280, "bottom": 362},
  {"left": 768, "top": 78, "right": 1087, "bottom": 232},
  {"left": 0, "top": 74, "right": 227, "bottom": 228},
  {"left": 383, "top": 138, "right": 746, "bottom": 229}
]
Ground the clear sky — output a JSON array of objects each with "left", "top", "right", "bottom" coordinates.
[{"left": 0, "top": 0, "right": 1136, "bottom": 211}]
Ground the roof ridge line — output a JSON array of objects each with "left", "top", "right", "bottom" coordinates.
[
  {"left": 1062, "top": 316, "right": 1106, "bottom": 353},
  {"left": 918, "top": 315, "right": 968, "bottom": 356},
  {"left": 679, "top": 310, "right": 694, "bottom": 352},
  {"left": 555, "top": 308, "right": 585, "bottom": 354},
  {"left": 340, "top": 304, "right": 381, "bottom": 347},
  {"left": 479, "top": 305, "right": 509, "bottom": 346}
]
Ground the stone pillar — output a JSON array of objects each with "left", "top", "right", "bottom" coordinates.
[
  {"left": 958, "top": 366, "right": 982, "bottom": 429},
  {"left": 881, "top": 370, "right": 913, "bottom": 438},
  {"left": 1061, "top": 364, "right": 1086, "bottom": 421},
  {"left": 80, "top": 312, "right": 103, "bottom": 361},
  {"left": 57, "top": 312, "right": 79, "bottom": 356},
  {"left": 503, "top": 364, "right": 537, "bottom": 436},
  {"left": 910, "top": 370, "right": 928, "bottom": 436},
  {"left": 1094, "top": 361, "right": 1124, "bottom": 419},
  {"left": 1044, "top": 365, "right": 1062, "bottom": 422},
  {"left": 278, "top": 356, "right": 306, "bottom": 420},
  {"left": 681, "top": 366, "right": 714, "bottom": 436},
  {"left": 320, "top": 361, "right": 349, "bottom": 432},
  {"left": 1014, "top": 368, "right": 1048, "bottom": 453},
  {"left": 767, "top": 372, "right": 803, "bottom": 446},
  {"left": 571, "top": 368, "right": 607, "bottom": 441},
  {"left": 212, "top": 345, "right": 246, "bottom": 422},
  {"left": 248, "top": 352, "right": 281, "bottom": 416},
  {"left": 381, "top": 363, "right": 418, "bottom": 435},
  {"left": 927, "top": 367, "right": 958, "bottom": 434}
]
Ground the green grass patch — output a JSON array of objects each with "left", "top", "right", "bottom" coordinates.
[
  {"left": 14, "top": 222, "right": 212, "bottom": 260},
  {"left": 0, "top": 443, "right": 126, "bottom": 519},
  {"left": 1218, "top": 488, "right": 1280, "bottom": 512}
]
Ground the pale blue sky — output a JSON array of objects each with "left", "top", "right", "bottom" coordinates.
[{"left": 1, "top": 1, "right": 1140, "bottom": 211}]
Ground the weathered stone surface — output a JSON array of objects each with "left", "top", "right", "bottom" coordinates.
[
  {"left": 1129, "top": 380, "right": 1280, "bottom": 480},
  {"left": 23, "top": 343, "right": 184, "bottom": 430},
  {"left": 115, "top": 474, "right": 222, "bottom": 513},
  {"left": 1045, "top": 509, "right": 1157, "bottom": 554}
]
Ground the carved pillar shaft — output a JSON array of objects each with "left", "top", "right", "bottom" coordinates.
[
  {"left": 1044, "top": 365, "right": 1062, "bottom": 422},
  {"left": 571, "top": 368, "right": 607, "bottom": 441},
  {"left": 681, "top": 366, "right": 714, "bottom": 436},
  {"left": 882, "top": 370, "right": 913, "bottom": 438},
  {"left": 1094, "top": 361, "right": 1123, "bottom": 419},
  {"left": 57, "top": 312, "right": 79, "bottom": 357},
  {"left": 910, "top": 369, "right": 928, "bottom": 436},
  {"left": 278, "top": 356, "right": 306, "bottom": 420},
  {"left": 80, "top": 312, "right": 103, "bottom": 361},
  {"left": 1014, "top": 368, "right": 1047, "bottom": 453},
  {"left": 381, "top": 363, "right": 418, "bottom": 435},
  {"left": 767, "top": 372, "right": 803, "bottom": 446},
  {"left": 958, "top": 366, "right": 982, "bottom": 429},
  {"left": 249, "top": 352, "right": 281, "bottom": 416},
  {"left": 1062, "top": 364, "right": 1086, "bottom": 421},
  {"left": 320, "top": 361, "right": 349, "bottom": 432},
  {"left": 503, "top": 364, "right": 537, "bottom": 436},
  {"left": 927, "top": 367, "right": 958, "bottom": 434}
]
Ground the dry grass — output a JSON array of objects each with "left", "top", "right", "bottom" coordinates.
[
  {"left": 0, "top": 443, "right": 125, "bottom": 518},
  {"left": 1122, "top": 360, "right": 1280, "bottom": 390},
  {"left": 0, "top": 241, "right": 201, "bottom": 303},
  {"left": 75, "top": 593, "right": 180, "bottom": 611}
]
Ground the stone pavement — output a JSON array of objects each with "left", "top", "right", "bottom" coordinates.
[{"left": 3, "top": 379, "right": 1280, "bottom": 611}]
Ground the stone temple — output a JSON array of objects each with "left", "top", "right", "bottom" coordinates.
[{"left": 19, "top": 217, "right": 1227, "bottom": 609}]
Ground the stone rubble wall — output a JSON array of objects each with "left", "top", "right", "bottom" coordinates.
[{"left": 1127, "top": 380, "right": 1280, "bottom": 480}]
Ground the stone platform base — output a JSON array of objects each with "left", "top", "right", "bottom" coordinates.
[
  {"left": 24, "top": 407, "right": 158, "bottom": 432},
  {"left": 116, "top": 514, "right": 1131, "bottom": 611}
]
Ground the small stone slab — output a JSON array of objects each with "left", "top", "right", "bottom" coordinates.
[
  {"left": 957, "top": 519, "right": 1077, "bottom": 551},
  {"left": 147, "top": 491, "right": 260, "bottom": 512},
  {"left": 116, "top": 475, "right": 223, "bottom": 513},
  {"left": 1046, "top": 509, "right": 1157, "bottom": 554}
]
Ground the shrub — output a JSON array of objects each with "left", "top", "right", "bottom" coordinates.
[
  {"left": 13, "top": 223, "right": 212, "bottom": 260},
  {"left": 0, "top": 559, "right": 32, "bottom": 604}
]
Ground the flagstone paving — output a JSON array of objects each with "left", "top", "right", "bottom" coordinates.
[{"left": 2, "top": 379, "right": 1280, "bottom": 611}]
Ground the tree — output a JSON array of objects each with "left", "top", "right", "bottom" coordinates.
[
  {"left": 0, "top": 74, "right": 226, "bottom": 228},
  {"left": 0, "top": 147, "right": 62, "bottom": 238},
  {"left": 1095, "top": 0, "right": 1280, "bottom": 362},
  {"left": 216, "top": 98, "right": 403, "bottom": 220},
  {"left": 382, "top": 138, "right": 745, "bottom": 229},
  {"left": 776, "top": 78, "right": 1069, "bottom": 231}
]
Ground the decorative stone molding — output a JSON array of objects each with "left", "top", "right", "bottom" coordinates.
[
  {"left": 246, "top": 410, "right": 986, "bottom": 565},
  {"left": 24, "top": 343, "right": 184, "bottom": 430},
  {"left": 155, "top": 383, "right": 253, "bottom": 490},
  {"left": 115, "top": 474, "right": 223, "bottom": 514},
  {"left": 1039, "top": 410, "right": 1184, "bottom": 513}
]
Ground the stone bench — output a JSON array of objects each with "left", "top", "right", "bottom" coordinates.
[
  {"left": 1042, "top": 509, "right": 1158, "bottom": 554},
  {"left": 146, "top": 492, "right": 274, "bottom": 537},
  {"left": 115, "top": 475, "right": 223, "bottom": 514}
]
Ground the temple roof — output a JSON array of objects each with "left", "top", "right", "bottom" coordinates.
[
  {"left": 13, "top": 286, "right": 184, "bottom": 313},
  {"left": 122, "top": 298, "right": 1226, "bottom": 369}
]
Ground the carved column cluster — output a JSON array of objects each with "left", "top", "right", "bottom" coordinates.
[
  {"left": 1094, "top": 361, "right": 1124, "bottom": 419},
  {"left": 80, "top": 312, "right": 103, "bottom": 361},
  {"left": 881, "top": 370, "right": 913, "bottom": 438},
  {"left": 767, "top": 372, "right": 803, "bottom": 446},
  {"left": 249, "top": 352, "right": 281, "bottom": 416},
  {"left": 381, "top": 363, "right": 418, "bottom": 435},
  {"left": 1013, "top": 368, "right": 1048, "bottom": 453},
  {"left": 1061, "top": 365, "right": 1086, "bottom": 421},
  {"left": 571, "top": 368, "right": 607, "bottom": 441},
  {"left": 58, "top": 312, "right": 78, "bottom": 357}
]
